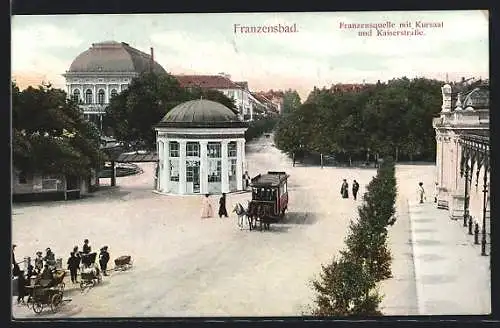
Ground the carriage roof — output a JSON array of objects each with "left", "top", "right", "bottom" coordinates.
[{"left": 250, "top": 171, "right": 289, "bottom": 188}]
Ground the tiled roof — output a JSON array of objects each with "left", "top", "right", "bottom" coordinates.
[
  {"left": 115, "top": 152, "right": 158, "bottom": 163},
  {"left": 174, "top": 75, "right": 242, "bottom": 89}
]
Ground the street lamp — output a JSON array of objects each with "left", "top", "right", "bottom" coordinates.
[
  {"left": 481, "top": 163, "right": 489, "bottom": 256},
  {"left": 462, "top": 157, "right": 470, "bottom": 227}
]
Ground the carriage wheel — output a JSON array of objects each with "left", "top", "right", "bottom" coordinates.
[
  {"left": 50, "top": 293, "right": 62, "bottom": 313},
  {"left": 32, "top": 302, "right": 43, "bottom": 314}
]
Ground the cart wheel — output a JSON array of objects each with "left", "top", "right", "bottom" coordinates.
[
  {"left": 32, "top": 302, "right": 43, "bottom": 314},
  {"left": 50, "top": 293, "right": 62, "bottom": 312}
]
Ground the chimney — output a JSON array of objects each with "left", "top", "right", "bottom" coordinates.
[{"left": 149, "top": 47, "right": 154, "bottom": 73}]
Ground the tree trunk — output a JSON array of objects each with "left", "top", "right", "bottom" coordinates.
[
  {"left": 395, "top": 147, "right": 399, "bottom": 163},
  {"left": 320, "top": 153, "right": 323, "bottom": 169},
  {"left": 409, "top": 152, "right": 413, "bottom": 162},
  {"left": 292, "top": 152, "right": 296, "bottom": 167},
  {"left": 349, "top": 155, "right": 352, "bottom": 167}
]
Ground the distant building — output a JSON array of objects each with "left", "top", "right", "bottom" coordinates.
[
  {"left": 433, "top": 78, "right": 490, "bottom": 254},
  {"left": 62, "top": 41, "right": 166, "bottom": 130},
  {"left": 174, "top": 73, "right": 260, "bottom": 121},
  {"left": 255, "top": 90, "right": 284, "bottom": 114},
  {"left": 154, "top": 99, "right": 248, "bottom": 195}
]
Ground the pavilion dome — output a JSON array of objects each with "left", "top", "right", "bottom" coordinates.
[
  {"left": 68, "top": 41, "right": 166, "bottom": 74},
  {"left": 157, "top": 99, "right": 246, "bottom": 128}
]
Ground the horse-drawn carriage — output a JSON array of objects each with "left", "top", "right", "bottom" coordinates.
[
  {"left": 247, "top": 171, "right": 289, "bottom": 230},
  {"left": 79, "top": 252, "right": 103, "bottom": 291},
  {"left": 25, "top": 269, "right": 67, "bottom": 314}
]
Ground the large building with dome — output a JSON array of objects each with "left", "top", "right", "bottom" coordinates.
[
  {"left": 154, "top": 99, "right": 248, "bottom": 195},
  {"left": 433, "top": 78, "right": 490, "bottom": 255},
  {"left": 62, "top": 41, "right": 166, "bottom": 130}
]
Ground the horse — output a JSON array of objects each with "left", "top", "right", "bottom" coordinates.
[{"left": 232, "top": 202, "right": 252, "bottom": 230}]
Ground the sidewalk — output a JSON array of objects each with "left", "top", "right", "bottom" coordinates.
[{"left": 408, "top": 200, "right": 491, "bottom": 315}]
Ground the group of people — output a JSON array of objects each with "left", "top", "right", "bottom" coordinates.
[
  {"left": 340, "top": 179, "right": 360, "bottom": 200},
  {"left": 12, "top": 239, "right": 111, "bottom": 304},
  {"left": 201, "top": 193, "right": 229, "bottom": 219}
]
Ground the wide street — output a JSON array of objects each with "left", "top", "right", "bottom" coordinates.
[{"left": 12, "top": 134, "right": 469, "bottom": 318}]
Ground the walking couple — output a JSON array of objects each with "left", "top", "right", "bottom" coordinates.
[
  {"left": 341, "top": 179, "right": 360, "bottom": 200},
  {"left": 201, "top": 193, "right": 229, "bottom": 219}
]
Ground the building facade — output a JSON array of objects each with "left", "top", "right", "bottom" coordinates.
[
  {"left": 62, "top": 41, "right": 166, "bottom": 130},
  {"left": 174, "top": 73, "right": 262, "bottom": 121},
  {"left": 155, "top": 99, "right": 248, "bottom": 195},
  {"left": 433, "top": 79, "right": 490, "bottom": 253}
]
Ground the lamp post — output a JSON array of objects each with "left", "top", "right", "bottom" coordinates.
[
  {"left": 463, "top": 158, "right": 470, "bottom": 227},
  {"left": 481, "top": 163, "right": 489, "bottom": 256}
]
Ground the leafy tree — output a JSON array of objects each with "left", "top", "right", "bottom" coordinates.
[
  {"left": 282, "top": 89, "right": 302, "bottom": 114},
  {"left": 311, "top": 255, "right": 382, "bottom": 316},
  {"left": 103, "top": 72, "right": 238, "bottom": 150},
  {"left": 12, "top": 82, "right": 103, "bottom": 176}
]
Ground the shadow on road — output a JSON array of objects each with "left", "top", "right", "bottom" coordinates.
[{"left": 283, "top": 211, "right": 318, "bottom": 225}]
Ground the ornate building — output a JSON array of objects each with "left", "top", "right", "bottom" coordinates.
[
  {"left": 433, "top": 79, "right": 490, "bottom": 255},
  {"left": 62, "top": 41, "right": 166, "bottom": 130},
  {"left": 154, "top": 99, "right": 248, "bottom": 195}
]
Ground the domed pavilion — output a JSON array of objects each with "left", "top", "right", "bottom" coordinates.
[{"left": 154, "top": 99, "right": 248, "bottom": 195}]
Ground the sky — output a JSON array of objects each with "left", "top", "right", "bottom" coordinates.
[{"left": 12, "top": 10, "right": 489, "bottom": 100}]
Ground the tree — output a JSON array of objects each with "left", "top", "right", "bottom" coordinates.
[
  {"left": 282, "top": 89, "right": 302, "bottom": 114},
  {"left": 103, "top": 72, "right": 238, "bottom": 150},
  {"left": 12, "top": 82, "right": 103, "bottom": 176}
]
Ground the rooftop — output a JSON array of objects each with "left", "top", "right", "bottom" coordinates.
[{"left": 175, "top": 75, "right": 242, "bottom": 90}]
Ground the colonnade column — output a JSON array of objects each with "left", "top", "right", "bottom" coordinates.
[
  {"left": 221, "top": 141, "right": 229, "bottom": 193},
  {"left": 163, "top": 140, "right": 170, "bottom": 193},
  {"left": 179, "top": 140, "right": 187, "bottom": 194},
  {"left": 199, "top": 140, "right": 208, "bottom": 194},
  {"left": 236, "top": 139, "right": 244, "bottom": 191}
]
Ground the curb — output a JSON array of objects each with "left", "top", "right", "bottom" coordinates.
[{"left": 407, "top": 198, "right": 424, "bottom": 315}]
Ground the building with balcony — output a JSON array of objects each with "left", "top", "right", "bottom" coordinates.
[
  {"left": 154, "top": 99, "right": 248, "bottom": 195},
  {"left": 174, "top": 73, "right": 260, "bottom": 121},
  {"left": 433, "top": 78, "right": 490, "bottom": 254},
  {"left": 62, "top": 41, "right": 166, "bottom": 129}
]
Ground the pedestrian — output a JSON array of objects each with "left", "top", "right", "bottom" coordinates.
[
  {"left": 340, "top": 179, "right": 349, "bottom": 199},
  {"left": 218, "top": 193, "right": 229, "bottom": 218},
  {"left": 433, "top": 182, "right": 438, "bottom": 203},
  {"left": 82, "top": 239, "right": 91, "bottom": 254},
  {"left": 67, "top": 252, "right": 80, "bottom": 283},
  {"left": 201, "top": 194, "right": 214, "bottom": 219},
  {"left": 12, "top": 244, "right": 20, "bottom": 277},
  {"left": 99, "top": 246, "right": 110, "bottom": 276},
  {"left": 352, "top": 180, "right": 360, "bottom": 200},
  {"left": 34, "top": 251, "right": 44, "bottom": 274},
  {"left": 16, "top": 270, "right": 27, "bottom": 304},
  {"left": 418, "top": 182, "right": 426, "bottom": 204},
  {"left": 44, "top": 247, "right": 56, "bottom": 269},
  {"left": 243, "top": 171, "right": 251, "bottom": 190},
  {"left": 25, "top": 257, "right": 35, "bottom": 280}
]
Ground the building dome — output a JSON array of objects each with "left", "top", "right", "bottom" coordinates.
[
  {"left": 68, "top": 41, "right": 166, "bottom": 74},
  {"left": 157, "top": 99, "right": 246, "bottom": 128}
]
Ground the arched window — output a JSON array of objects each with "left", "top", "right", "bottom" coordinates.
[
  {"left": 98, "top": 89, "right": 105, "bottom": 105},
  {"left": 110, "top": 89, "right": 118, "bottom": 99},
  {"left": 72, "top": 89, "right": 80, "bottom": 103},
  {"left": 85, "top": 89, "right": 93, "bottom": 104}
]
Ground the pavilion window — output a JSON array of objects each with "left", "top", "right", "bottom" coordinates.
[
  {"left": 169, "top": 160, "right": 179, "bottom": 182},
  {"left": 186, "top": 142, "right": 200, "bottom": 157},
  {"left": 85, "top": 89, "right": 93, "bottom": 104},
  {"left": 208, "top": 160, "right": 222, "bottom": 182},
  {"left": 98, "top": 89, "right": 105, "bottom": 105},
  {"left": 169, "top": 141, "right": 179, "bottom": 157},
  {"left": 186, "top": 160, "right": 199, "bottom": 182},
  {"left": 228, "top": 141, "right": 237, "bottom": 157},
  {"left": 207, "top": 142, "right": 221, "bottom": 158},
  {"left": 110, "top": 89, "right": 118, "bottom": 99},
  {"left": 229, "top": 159, "right": 237, "bottom": 178},
  {"left": 72, "top": 89, "right": 80, "bottom": 103}
]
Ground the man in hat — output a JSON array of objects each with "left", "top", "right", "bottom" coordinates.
[
  {"left": 44, "top": 248, "right": 56, "bottom": 269},
  {"left": 99, "top": 246, "right": 110, "bottom": 276},
  {"left": 218, "top": 193, "right": 229, "bottom": 218},
  {"left": 34, "top": 251, "right": 44, "bottom": 274},
  {"left": 12, "top": 244, "right": 20, "bottom": 277}
]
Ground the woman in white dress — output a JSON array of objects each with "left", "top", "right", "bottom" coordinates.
[{"left": 201, "top": 194, "right": 214, "bottom": 219}]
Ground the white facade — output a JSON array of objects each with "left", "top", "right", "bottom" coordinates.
[
  {"left": 219, "top": 88, "right": 254, "bottom": 121},
  {"left": 155, "top": 127, "right": 247, "bottom": 195},
  {"left": 433, "top": 82, "right": 489, "bottom": 232}
]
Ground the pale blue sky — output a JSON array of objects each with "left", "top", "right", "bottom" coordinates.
[{"left": 12, "top": 10, "right": 489, "bottom": 99}]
